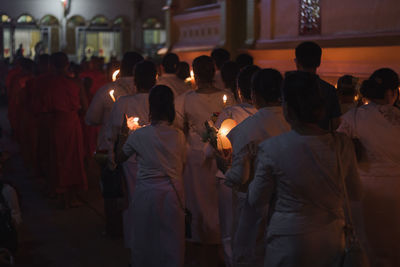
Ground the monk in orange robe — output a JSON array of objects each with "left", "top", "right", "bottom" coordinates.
[{"left": 42, "top": 52, "right": 88, "bottom": 207}]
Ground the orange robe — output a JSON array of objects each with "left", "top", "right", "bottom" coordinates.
[
  {"left": 80, "top": 70, "right": 108, "bottom": 157},
  {"left": 45, "top": 74, "right": 88, "bottom": 193}
]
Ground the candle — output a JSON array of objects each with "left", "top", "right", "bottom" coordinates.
[
  {"left": 109, "top": 89, "right": 116, "bottom": 102},
  {"left": 112, "top": 69, "right": 120, "bottom": 82},
  {"left": 223, "top": 94, "right": 227, "bottom": 107},
  {"left": 126, "top": 116, "right": 140, "bottom": 131},
  {"left": 217, "top": 118, "right": 237, "bottom": 150}
]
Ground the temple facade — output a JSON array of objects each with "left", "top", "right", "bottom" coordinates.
[
  {"left": 165, "top": 0, "right": 400, "bottom": 82},
  {"left": 0, "top": 0, "right": 166, "bottom": 61}
]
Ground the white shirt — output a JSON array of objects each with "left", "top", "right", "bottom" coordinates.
[
  {"left": 225, "top": 106, "right": 290, "bottom": 188},
  {"left": 123, "top": 123, "right": 186, "bottom": 180},
  {"left": 157, "top": 73, "right": 192, "bottom": 97},
  {"left": 1, "top": 184, "right": 21, "bottom": 225},
  {"left": 85, "top": 77, "right": 135, "bottom": 150}
]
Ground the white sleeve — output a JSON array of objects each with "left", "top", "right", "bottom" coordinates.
[
  {"left": 122, "top": 132, "right": 138, "bottom": 158},
  {"left": 85, "top": 87, "right": 107, "bottom": 126},
  {"left": 248, "top": 148, "right": 276, "bottom": 208},
  {"left": 224, "top": 145, "right": 252, "bottom": 187}
]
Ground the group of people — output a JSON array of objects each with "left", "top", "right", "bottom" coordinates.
[{"left": 3, "top": 41, "right": 400, "bottom": 267}]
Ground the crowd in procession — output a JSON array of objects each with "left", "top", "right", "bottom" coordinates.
[{"left": 1, "top": 41, "right": 400, "bottom": 267}]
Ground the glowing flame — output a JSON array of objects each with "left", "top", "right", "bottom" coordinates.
[
  {"left": 190, "top": 70, "right": 194, "bottom": 80},
  {"left": 133, "top": 117, "right": 139, "bottom": 123},
  {"left": 112, "top": 69, "right": 120, "bottom": 82},
  {"left": 223, "top": 94, "right": 227, "bottom": 105},
  {"left": 109, "top": 90, "right": 115, "bottom": 102}
]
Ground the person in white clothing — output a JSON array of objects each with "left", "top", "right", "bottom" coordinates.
[
  {"left": 116, "top": 85, "right": 186, "bottom": 267},
  {"left": 248, "top": 71, "right": 362, "bottom": 267},
  {"left": 157, "top": 53, "right": 191, "bottom": 97},
  {"left": 214, "top": 65, "right": 260, "bottom": 267},
  {"left": 85, "top": 52, "right": 143, "bottom": 151},
  {"left": 223, "top": 69, "right": 290, "bottom": 266},
  {"left": 107, "top": 60, "right": 156, "bottom": 254},
  {"left": 175, "top": 55, "right": 234, "bottom": 266},
  {"left": 85, "top": 51, "right": 143, "bottom": 237},
  {"left": 338, "top": 68, "right": 400, "bottom": 266}
]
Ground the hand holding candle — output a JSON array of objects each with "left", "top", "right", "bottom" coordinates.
[
  {"left": 109, "top": 89, "right": 116, "bottom": 102},
  {"left": 126, "top": 115, "right": 140, "bottom": 131}
]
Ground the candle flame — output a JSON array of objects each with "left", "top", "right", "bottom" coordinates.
[
  {"left": 133, "top": 117, "right": 139, "bottom": 123},
  {"left": 223, "top": 94, "right": 227, "bottom": 104},
  {"left": 109, "top": 90, "right": 115, "bottom": 102},
  {"left": 112, "top": 69, "right": 120, "bottom": 82},
  {"left": 190, "top": 70, "right": 194, "bottom": 80}
]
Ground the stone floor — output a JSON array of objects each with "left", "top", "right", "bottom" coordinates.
[{"left": 0, "top": 107, "right": 130, "bottom": 267}]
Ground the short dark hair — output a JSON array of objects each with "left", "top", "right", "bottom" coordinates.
[
  {"left": 236, "top": 53, "right": 254, "bottom": 69},
  {"left": 50, "top": 52, "right": 69, "bottom": 70},
  {"left": 282, "top": 71, "right": 326, "bottom": 124},
  {"left": 237, "top": 65, "right": 261, "bottom": 100},
  {"left": 295, "top": 41, "right": 322, "bottom": 69},
  {"left": 337, "top": 75, "right": 358, "bottom": 96},
  {"left": 193, "top": 55, "right": 215, "bottom": 83},
  {"left": 176, "top": 61, "right": 190, "bottom": 81},
  {"left": 211, "top": 48, "right": 230, "bottom": 69},
  {"left": 361, "top": 68, "right": 399, "bottom": 99},
  {"left": 134, "top": 60, "right": 157, "bottom": 91},
  {"left": 149, "top": 85, "right": 175, "bottom": 123},
  {"left": 221, "top": 61, "right": 240, "bottom": 95},
  {"left": 121, "top": 51, "right": 144, "bottom": 77},
  {"left": 162, "top": 53, "right": 180, "bottom": 73},
  {"left": 252, "top": 68, "right": 283, "bottom": 103}
]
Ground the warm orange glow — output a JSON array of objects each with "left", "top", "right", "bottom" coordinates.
[
  {"left": 217, "top": 119, "right": 237, "bottom": 150},
  {"left": 354, "top": 94, "right": 359, "bottom": 102},
  {"left": 190, "top": 70, "right": 194, "bottom": 80},
  {"left": 223, "top": 94, "right": 227, "bottom": 106},
  {"left": 112, "top": 69, "right": 120, "bottom": 82},
  {"left": 126, "top": 116, "right": 140, "bottom": 131},
  {"left": 109, "top": 90, "right": 116, "bottom": 102}
]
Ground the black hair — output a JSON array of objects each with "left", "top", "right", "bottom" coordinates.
[
  {"left": 211, "top": 48, "right": 230, "bottom": 70},
  {"left": 20, "top": 58, "right": 35, "bottom": 73},
  {"left": 236, "top": 53, "right": 254, "bottom": 69},
  {"left": 149, "top": 85, "right": 175, "bottom": 124},
  {"left": 176, "top": 61, "right": 190, "bottom": 81},
  {"left": 221, "top": 61, "right": 240, "bottom": 100},
  {"left": 361, "top": 68, "right": 399, "bottom": 99},
  {"left": 337, "top": 75, "right": 358, "bottom": 96},
  {"left": 134, "top": 60, "right": 157, "bottom": 91},
  {"left": 282, "top": 71, "right": 326, "bottom": 124},
  {"left": 120, "top": 51, "right": 144, "bottom": 77},
  {"left": 162, "top": 53, "right": 180, "bottom": 74},
  {"left": 192, "top": 55, "right": 215, "bottom": 84},
  {"left": 237, "top": 65, "right": 261, "bottom": 100},
  {"left": 295, "top": 41, "right": 322, "bottom": 69},
  {"left": 50, "top": 52, "right": 69, "bottom": 70},
  {"left": 252, "top": 68, "right": 283, "bottom": 103}
]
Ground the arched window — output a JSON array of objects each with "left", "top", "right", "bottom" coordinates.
[
  {"left": 67, "top": 15, "right": 86, "bottom": 27},
  {"left": 90, "top": 15, "right": 109, "bottom": 27},
  {"left": 40, "top": 15, "right": 59, "bottom": 26},
  {"left": 1, "top": 14, "right": 11, "bottom": 24},
  {"left": 17, "top": 14, "right": 36, "bottom": 24},
  {"left": 113, "top": 16, "right": 129, "bottom": 28}
]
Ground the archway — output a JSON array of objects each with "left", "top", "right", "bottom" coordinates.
[
  {"left": 15, "top": 14, "right": 40, "bottom": 59},
  {"left": 40, "top": 15, "right": 60, "bottom": 54}
]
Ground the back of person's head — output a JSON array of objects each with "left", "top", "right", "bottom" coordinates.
[
  {"left": 193, "top": 55, "right": 215, "bottom": 84},
  {"left": 149, "top": 85, "right": 175, "bottom": 124},
  {"left": 51, "top": 52, "right": 69, "bottom": 70},
  {"left": 120, "top": 51, "right": 144, "bottom": 77},
  {"left": 252, "top": 68, "right": 283, "bottom": 103},
  {"left": 337, "top": 75, "right": 358, "bottom": 97},
  {"left": 282, "top": 71, "right": 326, "bottom": 124},
  {"left": 295, "top": 41, "right": 322, "bottom": 69},
  {"left": 361, "top": 68, "right": 399, "bottom": 99},
  {"left": 20, "top": 58, "right": 35, "bottom": 73},
  {"left": 162, "top": 53, "right": 180, "bottom": 74},
  {"left": 176, "top": 61, "right": 190, "bottom": 81},
  {"left": 221, "top": 61, "right": 240, "bottom": 92},
  {"left": 37, "top": 54, "right": 51, "bottom": 74},
  {"left": 236, "top": 53, "right": 254, "bottom": 69},
  {"left": 237, "top": 65, "right": 261, "bottom": 101},
  {"left": 134, "top": 60, "right": 157, "bottom": 91},
  {"left": 211, "top": 48, "right": 230, "bottom": 70}
]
